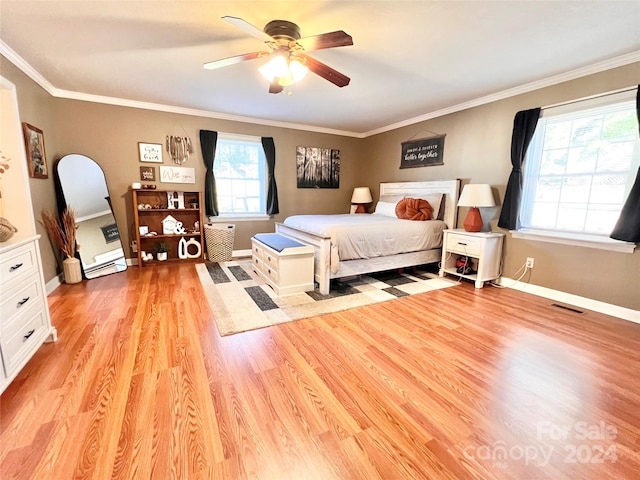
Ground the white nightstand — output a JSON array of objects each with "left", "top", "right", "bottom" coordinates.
[{"left": 439, "top": 229, "right": 505, "bottom": 288}]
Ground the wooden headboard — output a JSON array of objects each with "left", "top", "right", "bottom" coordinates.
[{"left": 379, "top": 179, "right": 460, "bottom": 229}]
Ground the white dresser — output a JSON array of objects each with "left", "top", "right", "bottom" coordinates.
[
  {"left": 251, "top": 234, "right": 315, "bottom": 296},
  {"left": 1, "top": 236, "right": 57, "bottom": 393},
  {"left": 1, "top": 75, "right": 57, "bottom": 394}
]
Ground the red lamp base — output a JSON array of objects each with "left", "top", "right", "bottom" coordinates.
[
  {"left": 463, "top": 207, "right": 483, "bottom": 232},
  {"left": 354, "top": 204, "right": 366, "bottom": 214}
]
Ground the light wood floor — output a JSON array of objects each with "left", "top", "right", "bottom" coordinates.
[{"left": 1, "top": 263, "right": 639, "bottom": 479}]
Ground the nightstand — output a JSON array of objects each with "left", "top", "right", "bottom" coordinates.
[{"left": 439, "top": 229, "right": 505, "bottom": 288}]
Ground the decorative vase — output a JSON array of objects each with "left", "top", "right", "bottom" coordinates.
[
  {"left": 157, "top": 252, "right": 168, "bottom": 261},
  {"left": 62, "top": 257, "right": 82, "bottom": 284}
]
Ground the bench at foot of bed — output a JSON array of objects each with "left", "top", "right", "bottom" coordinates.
[{"left": 251, "top": 234, "right": 315, "bottom": 296}]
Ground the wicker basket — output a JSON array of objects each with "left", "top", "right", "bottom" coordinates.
[
  {"left": 0, "top": 217, "right": 18, "bottom": 242},
  {"left": 204, "top": 224, "right": 235, "bottom": 262}
]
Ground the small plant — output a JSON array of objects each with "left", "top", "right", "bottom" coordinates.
[{"left": 155, "top": 242, "right": 169, "bottom": 253}]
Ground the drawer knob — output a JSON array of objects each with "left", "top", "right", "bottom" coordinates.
[
  {"left": 23, "top": 329, "right": 35, "bottom": 341},
  {"left": 17, "top": 296, "right": 30, "bottom": 307},
  {"left": 457, "top": 242, "right": 467, "bottom": 246},
  {"left": 9, "top": 262, "right": 24, "bottom": 272}
]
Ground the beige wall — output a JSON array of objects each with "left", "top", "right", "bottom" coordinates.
[
  {"left": 3, "top": 53, "right": 639, "bottom": 310},
  {"left": 362, "top": 62, "right": 640, "bottom": 310},
  {"left": 1, "top": 58, "right": 60, "bottom": 282},
  {"left": 48, "top": 100, "right": 361, "bottom": 257}
]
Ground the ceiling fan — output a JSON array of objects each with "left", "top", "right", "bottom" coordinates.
[{"left": 203, "top": 16, "right": 353, "bottom": 94}]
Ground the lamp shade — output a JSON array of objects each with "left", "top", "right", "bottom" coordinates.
[
  {"left": 457, "top": 184, "right": 495, "bottom": 207},
  {"left": 351, "top": 187, "right": 373, "bottom": 204}
]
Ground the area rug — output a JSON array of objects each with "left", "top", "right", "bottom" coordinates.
[{"left": 196, "top": 259, "right": 458, "bottom": 336}]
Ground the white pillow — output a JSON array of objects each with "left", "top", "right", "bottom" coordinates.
[
  {"left": 417, "top": 193, "right": 444, "bottom": 220},
  {"left": 373, "top": 201, "right": 398, "bottom": 217}
]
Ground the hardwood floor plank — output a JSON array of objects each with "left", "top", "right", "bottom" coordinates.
[{"left": 1, "top": 263, "right": 638, "bottom": 480}]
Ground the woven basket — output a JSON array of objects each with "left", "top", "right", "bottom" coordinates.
[
  {"left": 0, "top": 217, "right": 17, "bottom": 242},
  {"left": 204, "top": 224, "right": 235, "bottom": 262}
]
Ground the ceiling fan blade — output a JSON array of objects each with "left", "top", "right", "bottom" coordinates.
[
  {"left": 297, "top": 31, "right": 353, "bottom": 51},
  {"left": 222, "top": 16, "right": 273, "bottom": 42},
  {"left": 203, "top": 52, "right": 265, "bottom": 70},
  {"left": 300, "top": 54, "right": 350, "bottom": 88},
  {"left": 269, "top": 81, "right": 284, "bottom": 94}
]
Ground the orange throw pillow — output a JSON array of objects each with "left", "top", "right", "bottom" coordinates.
[{"left": 395, "top": 197, "right": 434, "bottom": 221}]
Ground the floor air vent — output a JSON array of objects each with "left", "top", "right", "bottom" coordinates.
[{"left": 551, "top": 303, "right": 584, "bottom": 314}]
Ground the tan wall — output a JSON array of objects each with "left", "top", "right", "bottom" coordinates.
[
  {"left": 48, "top": 100, "right": 361, "bottom": 258},
  {"left": 1, "top": 57, "right": 60, "bottom": 282},
  {"left": 362, "top": 62, "right": 640, "bottom": 310}
]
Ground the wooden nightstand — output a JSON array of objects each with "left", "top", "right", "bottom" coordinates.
[{"left": 439, "top": 229, "right": 505, "bottom": 288}]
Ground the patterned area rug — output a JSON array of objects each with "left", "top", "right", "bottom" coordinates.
[{"left": 196, "top": 259, "right": 458, "bottom": 336}]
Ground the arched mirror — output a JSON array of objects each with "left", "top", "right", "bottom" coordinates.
[{"left": 55, "top": 154, "right": 127, "bottom": 279}]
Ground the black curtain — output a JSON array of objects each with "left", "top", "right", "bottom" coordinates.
[
  {"left": 497, "top": 107, "right": 542, "bottom": 230},
  {"left": 262, "top": 137, "right": 279, "bottom": 215},
  {"left": 610, "top": 85, "right": 640, "bottom": 243},
  {"left": 199, "top": 130, "right": 218, "bottom": 216}
]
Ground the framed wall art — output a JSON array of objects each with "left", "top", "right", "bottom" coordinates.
[
  {"left": 22, "top": 122, "right": 48, "bottom": 178},
  {"left": 296, "top": 146, "right": 340, "bottom": 188},
  {"left": 140, "top": 166, "right": 156, "bottom": 181},
  {"left": 138, "top": 142, "right": 163, "bottom": 163}
]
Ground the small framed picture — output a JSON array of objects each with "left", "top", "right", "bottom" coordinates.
[
  {"left": 140, "top": 166, "right": 156, "bottom": 181},
  {"left": 139, "top": 226, "right": 149, "bottom": 236},
  {"left": 22, "top": 123, "right": 48, "bottom": 178},
  {"left": 138, "top": 142, "right": 163, "bottom": 163}
]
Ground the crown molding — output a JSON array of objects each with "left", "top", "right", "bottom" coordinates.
[
  {"left": 55, "top": 88, "right": 362, "bottom": 138},
  {"left": 2, "top": 39, "right": 638, "bottom": 139}
]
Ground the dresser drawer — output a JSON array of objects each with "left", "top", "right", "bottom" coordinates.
[
  {"left": 0, "top": 273, "right": 44, "bottom": 328},
  {"left": 264, "top": 264, "right": 278, "bottom": 283},
  {"left": 263, "top": 249, "right": 279, "bottom": 270},
  {"left": 445, "top": 234, "right": 481, "bottom": 256},
  {"left": 251, "top": 241, "right": 263, "bottom": 260},
  {"left": 1, "top": 309, "right": 47, "bottom": 376},
  {"left": 0, "top": 241, "right": 38, "bottom": 287},
  {"left": 252, "top": 255, "right": 263, "bottom": 273}
]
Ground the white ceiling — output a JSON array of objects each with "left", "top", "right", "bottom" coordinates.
[{"left": 1, "top": 1, "right": 639, "bottom": 137}]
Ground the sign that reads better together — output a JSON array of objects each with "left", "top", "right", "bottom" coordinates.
[{"left": 400, "top": 135, "right": 445, "bottom": 169}]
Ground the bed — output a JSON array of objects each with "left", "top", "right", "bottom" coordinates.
[{"left": 275, "top": 179, "right": 460, "bottom": 294}]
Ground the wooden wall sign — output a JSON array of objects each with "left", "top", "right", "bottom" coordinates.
[
  {"left": 139, "top": 166, "right": 155, "bottom": 181},
  {"left": 400, "top": 135, "right": 445, "bottom": 169}
]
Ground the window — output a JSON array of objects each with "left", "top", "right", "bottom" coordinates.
[
  {"left": 214, "top": 134, "right": 266, "bottom": 216},
  {"left": 520, "top": 90, "right": 639, "bottom": 240}
]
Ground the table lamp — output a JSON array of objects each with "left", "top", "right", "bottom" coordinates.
[
  {"left": 457, "top": 184, "right": 495, "bottom": 232},
  {"left": 351, "top": 187, "right": 372, "bottom": 214}
]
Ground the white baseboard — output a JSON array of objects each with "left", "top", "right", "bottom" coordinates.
[
  {"left": 45, "top": 274, "right": 63, "bottom": 295},
  {"left": 233, "top": 249, "right": 252, "bottom": 258},
  {"left": 497, "top": 277, "right": 640, "bottom": 324}
]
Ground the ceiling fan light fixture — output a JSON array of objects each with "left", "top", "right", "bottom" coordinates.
[
  {"left": 289, "top": 58, "right": 308, "bottom": 82},
  {"left": 258, "top": 54, "right": 288, "bottom": 82}
]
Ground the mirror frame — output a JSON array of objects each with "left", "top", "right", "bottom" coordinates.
[{"left": 54, "top": 154, "right": 127, "bottom": 279}]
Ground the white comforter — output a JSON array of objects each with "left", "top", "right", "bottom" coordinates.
[{"left": 283, "top": 214, "right": 445, "bottom": 266}]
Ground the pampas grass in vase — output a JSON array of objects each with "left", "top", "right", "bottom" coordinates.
[{"left": 41, "top": 207, "right": 82, "bottom": 284}]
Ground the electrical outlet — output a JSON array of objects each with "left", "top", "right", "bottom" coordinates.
[{"left": 526, "top": 257, "right": 535, "bottom": 269}]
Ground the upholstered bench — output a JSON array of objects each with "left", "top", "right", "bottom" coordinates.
[{"left": 251, "top": 233, "right": 314, "bottom": 296}]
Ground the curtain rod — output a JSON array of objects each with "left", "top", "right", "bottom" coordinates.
[{"left": 543, "top": 85, "right": 638, "bottom": 110}]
